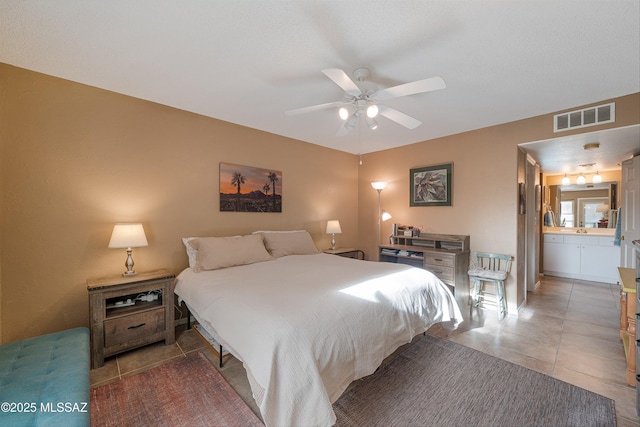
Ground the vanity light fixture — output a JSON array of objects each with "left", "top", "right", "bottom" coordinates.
[
  {"left": 592, "top": 171, "right": 602, "bottom": 184},
  {"left": 561, "top": 174, "right": 570, "bottom": 186},
  {"left": 576, "top": 174, "right": 586, "bottom": 185}
]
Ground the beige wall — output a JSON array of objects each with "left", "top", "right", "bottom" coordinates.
[
  {"left": 359, "top": 93, "right": 640, "bottom": 314},
  {"left": 1, "top": 62, "right": 638, "bottom": 342},
  {"left": 0, "top": 64, "right": 359, "bottom": 343}
]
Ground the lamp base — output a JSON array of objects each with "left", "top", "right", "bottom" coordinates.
[{"left": 123, "top": 248, "right": 137, "bottom": 277}]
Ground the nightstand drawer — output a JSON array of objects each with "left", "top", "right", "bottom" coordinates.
[
  {"left": 424, "top": 254, "right": 454, "bottom": 267},
  {"left": 104, "top": 308, "right": 165, "bottom": 348},
  {"left": 425, "top": 265, "right": 454, "bottom": 282}
]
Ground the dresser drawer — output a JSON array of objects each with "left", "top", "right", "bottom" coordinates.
[
  {"left": 425, "top": 265, "right": 454, "bottom": 282},
  {"left": 104, "top": 308, "right": 165, "bottom": 348},
  {"left": 424, "top": 254, "right": 454, "bottom": 267}
]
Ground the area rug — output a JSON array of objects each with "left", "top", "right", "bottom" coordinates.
[
  {"left": 90, "top": 352, "right": 262, "bottom": 427},
  {"left": 333, "top": 334, "right": 616, "bottom": 427}
]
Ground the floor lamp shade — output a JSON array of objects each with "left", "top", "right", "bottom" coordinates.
[
  {"left": 371, "top": 181, "right": 388, "bottom": 244},
  {"left": 109, "top": 223, "right": 148, "bottom": 276}
]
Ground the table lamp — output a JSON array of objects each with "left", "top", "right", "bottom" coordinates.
[
  {"left": 108, "top": 223, "right": 148, "bottom": 276},
  {"left": 326, "top": 220, "right": 342, "bottom": 250}
]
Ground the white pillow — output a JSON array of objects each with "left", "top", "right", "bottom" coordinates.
[
  {"left": 182, "top": 237, "right": 198, "bottom": 268},
  {"left": 188, "top": 234, "right": 273, "bottom": 272},
  {"left": 253, "top": 230, "right": 319, "bottom": 257},
  {"left": 183, "top": 235, "right": 242, "bottom": 268}
]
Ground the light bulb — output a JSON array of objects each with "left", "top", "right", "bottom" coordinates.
[
  {"left": 338, "top": 107, "right": 349, "bottom": 121},
  {"left": 366, "top": 104, "right": 378, "bottom": 118},
  {"left": 576, "top": 175, "right": 586, "bottom": 185},
  {"left": 561, "top": 175, "right": 570, "bottom": 186},
  {"left": 592, "top": 172, "right": 602, "bottom": 183}
]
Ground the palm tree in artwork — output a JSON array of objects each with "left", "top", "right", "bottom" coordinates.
[
  {"left": 267, "top": 172, "right": 279, "bottom": 211},
  {"left": 262, "top": 183, "right": 271, "bottom": 205},
  {"left": 231, "top": 171, "right": 246, "bottom": 212}
]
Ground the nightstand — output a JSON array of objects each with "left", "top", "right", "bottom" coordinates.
[
  {"left": 87, "top": 269, "right": 176, "bottom": 369},
  {"left": 323, "top": 247, "right": 365, "bottom": 260}
]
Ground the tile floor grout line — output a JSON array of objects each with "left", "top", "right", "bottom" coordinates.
[{"left": 551, "top": 278, "right": 574, "bottom": 377}]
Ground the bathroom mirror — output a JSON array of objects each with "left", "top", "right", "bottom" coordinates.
[{"left": 548, "top": 181, "right": 618, "bottom": 228}]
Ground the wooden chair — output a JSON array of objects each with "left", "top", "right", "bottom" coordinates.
[{"left": 468, "top": 252, "right": 512, "bottom": 320}]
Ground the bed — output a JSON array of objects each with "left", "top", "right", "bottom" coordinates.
[{"left": 175, "top": 231, "right": 462, "bottom": 427}]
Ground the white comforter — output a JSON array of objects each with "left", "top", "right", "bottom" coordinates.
[{"left": 175, "top": 253, "right": 462, "bottom": 427}]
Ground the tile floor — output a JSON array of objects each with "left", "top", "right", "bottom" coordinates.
[{"left": 90, "top": 275, "right": 639, "bottom": 426}]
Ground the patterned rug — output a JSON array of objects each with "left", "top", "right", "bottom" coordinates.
[
  {"left": 90, "top": 352, "right": 262, "bottom": 427},
  {"left": 333, "top": 334, "right": 617, "bottom": 426}
]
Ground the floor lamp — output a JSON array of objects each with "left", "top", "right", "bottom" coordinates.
[{"left": 371, "top": 181, "right": 387, "bottom": 244}]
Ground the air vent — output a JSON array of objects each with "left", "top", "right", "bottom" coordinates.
[{"left": 554, "top": 102, "right": 615, "bottom": 132}]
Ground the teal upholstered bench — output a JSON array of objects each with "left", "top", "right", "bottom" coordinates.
[{"left": 0, "top": 327, "right": 90, "bottom": 427}]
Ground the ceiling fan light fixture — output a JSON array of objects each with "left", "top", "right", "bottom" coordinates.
[
  {"left": 338, "top": 107, "right": 349, "bottom": 121},
  {"left": 345, "top": 114, "right": 358, "bottom": 131},
  {"left": 366, "top": 116, "right": 378, "bottom": 130},
  {"left": 366, "top": 104, "right": 379, "bottom": 118}
]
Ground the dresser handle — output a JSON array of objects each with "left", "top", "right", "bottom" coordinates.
[
  {"left": 434, "top": 258, "right": 443, "bottom": 262},
  {"left": 128, "top": 323, "right": 146, "bottom": 330}
]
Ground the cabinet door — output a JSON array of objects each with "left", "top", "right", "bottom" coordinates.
[
  {"left": 544, "top": 242, "right": 580, "bottom": 275},
  {"left": 580, "top": 244, "right": 621, "bottom": 282}
]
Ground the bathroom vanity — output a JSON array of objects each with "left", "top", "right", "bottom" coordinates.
[{"left": 542, "top": 228, "right": 620, "bottom": 284}]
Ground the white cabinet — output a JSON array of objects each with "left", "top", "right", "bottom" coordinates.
[
  {"left": 543, "top": 233, "right": 620, "bottom": 284},
  {"left": 543, "top": 235, "right": 580, "bottom": 276},
  {"left": 580, "top": 238, "right": 620, "bottom": 280}
]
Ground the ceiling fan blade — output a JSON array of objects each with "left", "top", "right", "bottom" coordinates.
[
  {"left": 378, "top": 105, "right": 422, "bottom": 129},
  {"left": 374, "top": 76, "right": 446, "bottom": 101},
  {"left": 285, "top": 101, "right": 344, "bottom": 116},
  {"left": 322, "top": 68, "right": 361, "bottom": 96}
]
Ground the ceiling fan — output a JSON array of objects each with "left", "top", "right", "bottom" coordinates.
[{"left": 285, "top": 68, "right": 446, "bottom": 135}]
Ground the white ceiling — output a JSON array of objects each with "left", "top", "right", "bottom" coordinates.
[{"left": 1, "top": 0, "right": 639, "bottom": 173}]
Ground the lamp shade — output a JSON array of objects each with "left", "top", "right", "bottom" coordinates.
[
  {"left": 576, "top": 174, "right": 586, "bottom": 185},
  {"left": 371, "top": 181, "right": 387, "bottom": 190},
  {"left": 108, "top": 223, "right": 148, "bottom": 248},
  {"left": 381, "top": 210, "right": 392, "bottom": 221},
  {"left": 326, "top": 220, "right": 342, "bottom": 234},
  {"left": 596, "top": 204, "right": 610, "bottom": 213}
]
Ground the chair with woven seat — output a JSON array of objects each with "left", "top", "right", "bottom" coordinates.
[{"left": 468, "top": 252, "right": 512, "bottom": 320}]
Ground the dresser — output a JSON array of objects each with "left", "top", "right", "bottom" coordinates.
[{"left": 379, "top": 233, "right": 470, "bottom": 308}]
